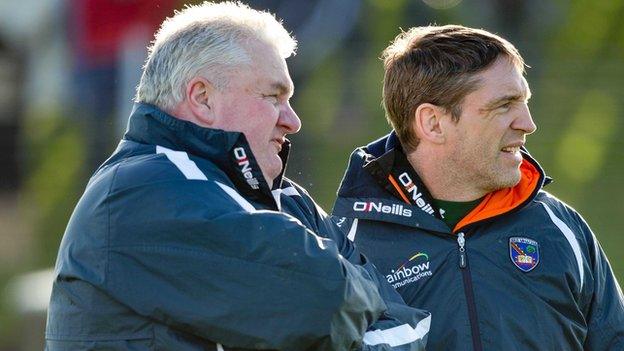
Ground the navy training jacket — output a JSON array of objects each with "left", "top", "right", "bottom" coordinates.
[
  {"left": 332, "top": 132, "right": 624, "bottom": 350},
  {"left": 45, "top": 105, "right": 431, "bottom": 351}
]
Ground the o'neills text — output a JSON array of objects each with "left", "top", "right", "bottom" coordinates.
[
  {"left": 398, "top": 172, "right": 435, "bottom": 215},
  {"left": 353, "top": 201, "right": 412, "bottom": 217}
]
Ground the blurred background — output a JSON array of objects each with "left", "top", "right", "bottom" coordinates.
[{"left": 0, "top": 0, "right": 622, "bottom": 349}]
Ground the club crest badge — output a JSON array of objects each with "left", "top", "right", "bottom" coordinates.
[{"left": 509, "top": 237, "right": 539, "bottom": 272}]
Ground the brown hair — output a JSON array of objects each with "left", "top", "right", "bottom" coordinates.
[{"left": 382, "top": 25, "right": 525, "bottom": 151}]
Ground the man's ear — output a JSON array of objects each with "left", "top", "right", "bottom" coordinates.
[
  {"left": 413, "top": 103, "right": 446, "bottom": 144},
  {"left": 186, "top": 77, "right": 217, "bottom": 126}
]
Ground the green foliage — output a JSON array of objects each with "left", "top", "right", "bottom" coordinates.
[
  {"left": 22, "top": 116, "right": 86, "bottom": 268},
  {"left": 0, "top": 271, "right": 18, "bottom": 348}
]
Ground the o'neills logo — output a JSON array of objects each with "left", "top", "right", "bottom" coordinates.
[
  {"left": 387, "top": 252, "right": 432, "bottom": 289},
  {"left": 353, "top": 201, "right": 412, "bottom": 217},
  {"left": 233, "top": 147, "right": 260, "bottom": 190},
  {"left": 397, "top": 172, "right": 435, "bottom": 215}
]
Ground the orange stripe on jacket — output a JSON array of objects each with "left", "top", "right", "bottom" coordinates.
[
  {"left": 388, "top": 174, "right": 411, "bottom": 204},
  {"left": 453, "top": 159, "right": 541, "bottom": 233}
]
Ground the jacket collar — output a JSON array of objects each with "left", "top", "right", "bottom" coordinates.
[
  {"left": 333, "top": 131, "right": 547, "bottom": 234},
  {"left": 123, "top": 103, "right": 291, "bottom": 206}
]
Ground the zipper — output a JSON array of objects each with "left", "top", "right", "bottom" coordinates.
[
  {"left": 457, "top": 232, "right": 467, "bottom": 268},
  {"left": 456, "top": 232, "right": 483, "bottom": 351}
]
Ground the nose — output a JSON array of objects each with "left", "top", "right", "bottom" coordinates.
[
  {"left": 279, "top": 101, "right": 301, "bottom": 134},
  {"left": 513, "top": 103, "right": 537, "bottom": 135}
]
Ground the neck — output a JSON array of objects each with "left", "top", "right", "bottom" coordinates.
[
  {"left": 167, "top": 103, "right": 212, "bottom": 128},
  {"left": 407, "top": 146, "right": 487, "bottom": 202}
]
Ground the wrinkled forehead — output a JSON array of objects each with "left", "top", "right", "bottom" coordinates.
[
  {"left": 475, "top": 58, "right": 530, "bottom": 97},
  {"left": 246, "top": 42, "right": 294, "bottom": 93}
]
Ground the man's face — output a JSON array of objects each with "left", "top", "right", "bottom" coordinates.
[
  {"left": 210, "top": 42, "right": 301, "bottom": 187},
  {"left": 442, "top": 57, "right": 537, "bottom": 194}
]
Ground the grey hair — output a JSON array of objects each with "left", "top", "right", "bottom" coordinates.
[{"left": 135, "top": 1, "right": 297, "bottom": 111}]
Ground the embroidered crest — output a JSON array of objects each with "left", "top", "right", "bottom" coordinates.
[{"left": 509, "top": 237, "right": 539, "bottom": 272}]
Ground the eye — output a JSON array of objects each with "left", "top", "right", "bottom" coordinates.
[
  {"left": 263, "top": 94, "right": 280, "bottom": 105},
  {"left": 498, "top": 101, "right": 513, "bottom": 110}
]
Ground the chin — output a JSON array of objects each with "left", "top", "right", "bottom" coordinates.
[
  {"left": 483, "top": 169, "right": 522, "bottom": 192},
  {"left": 266, "top": 165, "right": 283, "bottom": 182},
  {"left": 499, "top": 172, "right": 522, "bottom": 189}
]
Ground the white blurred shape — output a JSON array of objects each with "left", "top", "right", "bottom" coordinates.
[{"left": 7, "top": 268, "right": 55, "bottom": 313}]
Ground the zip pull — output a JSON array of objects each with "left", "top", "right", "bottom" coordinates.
[{"left": 457, "top": 232, "right": 467, "bottom": 269}]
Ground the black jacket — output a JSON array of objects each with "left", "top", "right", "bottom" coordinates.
[
  {"left": 332, "top": 132, "right": 624, "bottom": 350},
  {"left": 45, "top": 105, "right": 430, "bottom": 350}
]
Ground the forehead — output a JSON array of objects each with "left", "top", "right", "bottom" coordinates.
[
  {"left": 469, "top": 58, "right": 528, "bottom": 102},
  {"left": 241, "top": 41, "right": 293, "bottom": 93}
]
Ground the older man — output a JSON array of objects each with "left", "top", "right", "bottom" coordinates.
[
  {"left": 45, "top": 3, "right": 430, "bottom": 350},
  {"left": 332, "top": 25, "right": 624, "bottom": 350}
]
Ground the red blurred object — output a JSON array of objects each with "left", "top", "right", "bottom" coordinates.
[{"left": 70, "top": 0, "right": 177, "bottom": 67}]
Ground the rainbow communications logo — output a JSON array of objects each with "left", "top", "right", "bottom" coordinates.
[{"left": 386, "top": 252, "right": 432, "bottom": 289}]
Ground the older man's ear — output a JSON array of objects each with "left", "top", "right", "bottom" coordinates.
[{"left": 186, "top": 77, "right": 217, "bottom": 127}]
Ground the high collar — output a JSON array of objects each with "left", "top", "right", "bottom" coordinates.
[
  {"left": 123, "top": 103, "right": 291, "bottom": 198},
  {"left": 334, "top": 131, "right": 549, "bottom": 234}
]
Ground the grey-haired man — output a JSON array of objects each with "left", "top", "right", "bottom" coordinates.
[{"left": 46, "top": 2, "right": 430, "bottom": 350}]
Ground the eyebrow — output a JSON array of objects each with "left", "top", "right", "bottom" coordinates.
[
  {"left": 271, "top": 82, "right": 293, "bottom": 97},
  {"left": 481, "top": 86, "right": 532, "bottom": 112},
  {"left": 482, "top": 94, "right": 523, "bottom": 110}
]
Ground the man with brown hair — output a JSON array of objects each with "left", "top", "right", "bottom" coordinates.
[{"left": 332, "top": 25, "right": 624, "bottom": 350}]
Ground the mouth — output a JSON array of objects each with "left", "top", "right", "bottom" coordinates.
[
  {"left": 271, "top": 138, "right": 285, "bottom": 152},
  {"left": 500, "top": 143, "right": 524, "bottom": 164},
  {"left": 501, "top": 146, "right": 521, "bottom": 154}
]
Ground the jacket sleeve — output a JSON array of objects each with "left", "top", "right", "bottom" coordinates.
[
  {"left": 309, "top": 203, "right": 431, "bottom": 351},
  {"left": 579, "top": 217, "right": 624, "bottom": 349},
  {"left": 357, "top": 257, "right": 431, "bottom": 351},
  {"left": 95, "top": 180, "right": 387, "bottom": 351}
]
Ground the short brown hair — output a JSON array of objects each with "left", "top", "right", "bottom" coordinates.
[{"left": 382, "top": 25, "right": 525, "bottom": 151}]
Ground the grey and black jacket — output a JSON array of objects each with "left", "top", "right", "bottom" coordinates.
[
  {"left": 332, "top": 132, "right": 624, "bottom": 351},
  {"left": 45, "top": 105, "right": 430, "bottom": 351}
]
